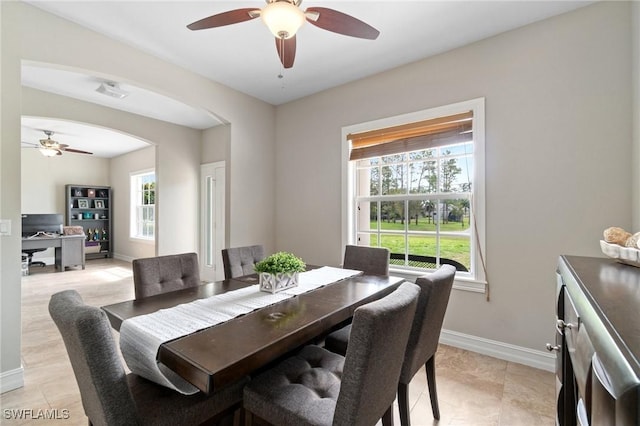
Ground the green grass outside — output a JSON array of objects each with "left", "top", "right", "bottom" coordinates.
[
  {"left": 366, "top": 218, "right": 470, "bottom": 232},
  {"left": 370, "top": 220, "right": 471, "bottom": 270}
]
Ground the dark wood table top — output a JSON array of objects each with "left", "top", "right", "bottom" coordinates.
[
  {"left": 559, "top": 255, "right": 640, "bottom": 376},
  {"left": 102, "top": 272, "right": 404, "bottom": 394}
]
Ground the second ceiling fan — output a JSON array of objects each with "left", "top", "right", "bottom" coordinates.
[{"left": 187, "top": 0, "right": 380, "bottom": 69}]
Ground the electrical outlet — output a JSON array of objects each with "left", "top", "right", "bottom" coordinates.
[{"left": 0, "top": 219, "right": 11, "bottom": 236}]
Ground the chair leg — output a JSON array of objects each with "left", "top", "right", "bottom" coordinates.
[
  {"left": 382, "top": 404, "right": 394, "bottom": 426},
  {"left": 425, "top": 355, "right": 440, "bottom": 420},
  {"left": 398, "top": 382, "right": 411, "bottom": 426}
]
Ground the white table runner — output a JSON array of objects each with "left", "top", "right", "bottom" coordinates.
[{"left": 119, "top": 266, "right": 361, "bottom": 394}]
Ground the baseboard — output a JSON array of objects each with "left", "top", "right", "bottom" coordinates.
[
  {"left": 440, "top": 329, "right": 555, "bottom": 372},
  {"left": 113, "top": 253, "right": 134, "bottom": 263},
  {"left": 0, "top": 366, "right": 24, "bottom": 394}
]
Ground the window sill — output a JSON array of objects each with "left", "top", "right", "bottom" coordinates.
[
  {"left": 389, "top": 267, "right": 487, "bottom": 294},
  {"left": 129, "top": 237, "right": 155, "bottom": 245}
]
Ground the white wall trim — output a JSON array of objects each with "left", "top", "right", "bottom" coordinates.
[
  {"left": 440, "top": 329, "right": 555, "bottom": 372},
  {"left": 113, "top": 253, "right": 135, "bottom": 263},
  {"left": 0, "top": 366, "right": 24, "bottom": 394}
]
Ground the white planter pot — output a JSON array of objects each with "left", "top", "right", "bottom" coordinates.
[{"left": 259, "top": 272, "right": 299, "bottom": 294}]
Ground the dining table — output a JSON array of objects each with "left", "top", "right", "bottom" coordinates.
[{"left": 101, "top": 268, "right": 404, "bottom": 395}]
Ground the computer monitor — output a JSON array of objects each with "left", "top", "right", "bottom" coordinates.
[{"left": 21, "top": 214, "right": 63, "bottom": 237}]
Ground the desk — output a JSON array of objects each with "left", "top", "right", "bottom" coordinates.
[
  {"left": 102, "top": 273, "right": 403, "bottom": 394},
  {"left": 22, "top": 235, "right": 85, "bottom": 271}
]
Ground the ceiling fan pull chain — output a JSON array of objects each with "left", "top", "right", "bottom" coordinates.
[{"left": 277, "top": 36, "right": 285, "bottom": 84}]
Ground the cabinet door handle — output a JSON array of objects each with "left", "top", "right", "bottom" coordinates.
[
  {"left": 546, "top": 343, "right": 561, "bottom": 352},
  {"left": 556, "top": 319, "right": 576, "bottom": 330}
]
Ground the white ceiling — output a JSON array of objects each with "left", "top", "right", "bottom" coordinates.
[{"left": 20, "top": 0, "right": 594, "bottom": 158}]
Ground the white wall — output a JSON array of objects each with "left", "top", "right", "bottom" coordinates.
[
  {"left": 21, "top": 149, "right": 110, "bottom": 263},
  {"left": 1, "top": 1, "right": 275, "bottom": 390},
  {"left": 110, "top": 146, "right": 156, "bottom": 261},
  {"left": 275, "top": 2, "right": 633, "bottom": 353}
]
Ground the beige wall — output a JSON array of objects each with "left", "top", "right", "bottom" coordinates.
[
  {"left": 1, "top": 3, "right": 27, "bottom": 377},
  {"left": 21, "top": 149, "right": 110, "bottom": 215},
  {"left": 202, "top": 124, "right": 231, "bottom": 248},
  {"left": 1, "top": 2, "right": 276, "bottom": 385},
  {"left": 110, "top": 146, "right": 156, "bottom": 260},
  {"left": 202, "top": 124, "right": 230, "bottom": 164},
  {"left": 275, "top": 2, "right": 633, "bottom": 352},
  {"left": 633, "top": 2, "right": 640, "bottom": 230}
]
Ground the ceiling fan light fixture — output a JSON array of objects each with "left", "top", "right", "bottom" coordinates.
[
  {"left": 261, "top": 1, "right": 305, "bottom": 39},
  {"left": 96, "top": 81, "right": 130, "bottom": 99},
  {"left": 39, "top": 147, "right": 59, "bottom": 157}
]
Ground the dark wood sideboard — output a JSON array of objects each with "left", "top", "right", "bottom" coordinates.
[{"left": 553, "top": 256, "right": 640, "bottom": 425}]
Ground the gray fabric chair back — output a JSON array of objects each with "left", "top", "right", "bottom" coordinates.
[
  {"left": 400, "top": 265, "right": 456, "bottom": 383},
  {"left": 49, "top": 290, "right": 139, "bottom": 426},
  {"left": 132, "top": 252, "right": 200, "bottom": 299},
  {"left": 343, "top": 245, "right": 390, "bottom": 276},
  {"left": 221, "top": 245, "right": 264, "bottom": 279},
  {"left": 333, "top": 282, "right": 420, "bottom": 426}
]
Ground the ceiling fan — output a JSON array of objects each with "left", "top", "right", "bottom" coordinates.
[
  {"left": 187, "top": 0, "right": 380, "bottom": 69},
  {"left": 22, "top": 130, "right": 93, "bottom": 157}
]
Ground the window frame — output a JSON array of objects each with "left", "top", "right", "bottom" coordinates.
[
  {"left": 341, "top": 98, "right": 486, "bottom": 292},
  {"left": 130, "top": 169, "right": 156, "bottom": 243}
]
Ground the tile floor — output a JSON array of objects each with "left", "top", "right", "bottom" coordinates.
[{"left": 1, "top": 258, "right": 556, "bottom": 425}]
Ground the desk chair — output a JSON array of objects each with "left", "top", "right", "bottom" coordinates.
[
  {"left": 49, "top": 290, "right": 247, "bottom": 426},
  {"left": 244, "top": 282, "right": 420, "bottom": 426},
  {"left": 325, "top": 265, "right": 457, "bottom": 424},
  {"left": 22, "top": 248, "right": 46, "bottom": 268}
]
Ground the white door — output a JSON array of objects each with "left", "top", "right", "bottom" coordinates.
[{"left": 200, "top": 162, "right": 225, "bottom": 282}]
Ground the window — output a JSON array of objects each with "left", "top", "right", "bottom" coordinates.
[
  {"left": 343, "top": 99, "right": 485, "bottom": 287},
  {"left": 130, "top": 170, "right": 155, "bottom": 241}
]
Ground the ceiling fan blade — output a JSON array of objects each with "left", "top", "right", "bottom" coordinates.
[
  {"left": 305, "top": 7, "right": 379, "bottom": 40},
  {"left": 275, "top": 36, "right": 296, "bottom": 69},
  {"left": 187, "top": 8, "right": 260, "bottom": 30},
  {"left": 21, "top": 141, "right": 38, "bottom": 147},
  {"left": 62, "top": 148, "right": 93, "bottom": 155}
]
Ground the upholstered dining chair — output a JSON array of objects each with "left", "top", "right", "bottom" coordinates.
[
  {"left": 243, "top": 281, "right": 420, "bottom": 426},
  {"left": 132, "top": 252, "right": 200, "bottom": 299},
  {"left": 324, "top": 265, "right": 456, "bottom": 424},
  {"left": 343, "top": 244, "right": 390, "bottom": 276},
  {"left": 221, "top": 245, "right": 264, "bottom": 279},
  {"left": 49, "top": 289, "right": 247, "bottom": 426}
]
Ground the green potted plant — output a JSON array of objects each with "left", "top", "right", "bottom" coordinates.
[{"left": 254, "top": 252, "right": 306, "bottom": 294}]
